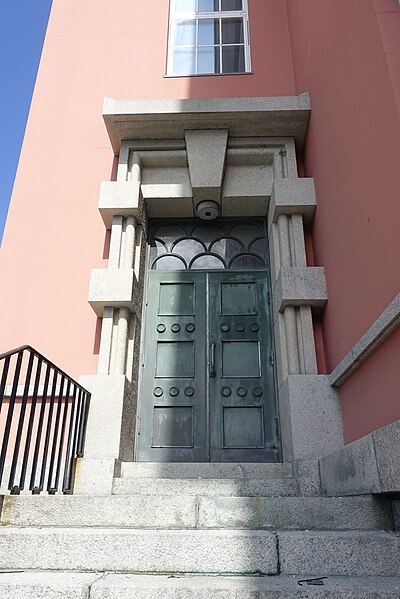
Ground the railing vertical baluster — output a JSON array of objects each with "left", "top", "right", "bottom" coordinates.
[
  {"left": 65, "top": 388, "right": 83, "bottom": 493},
  {"left": 30, "top": 363, "right": 51, "bottom": 492},
  {"left": 0, "top": 350, "right": 24, "bottom": 489},
  {"left": 0, "top": 355, "right": 10, "bottom": 415},
  {"left": 39, "top": 369, "right": 58, "bottom": 491},
  {"left": 47, "top": 375, "right": 65, "bottom": 494},
  {"left": 78, "top": 393, "right": 91, "bottom": 457},
  {"left": 62, "top": 385, "right": 78, "bottom": 493},
  {"left": 19, "top": 357, "right": 43, "bottom": 490},
  {"left": 54, "top": 380, "right": 71, "bottom": 492},
  {"left": 9, "top": 351, "right": 35, "bottom": 493}
]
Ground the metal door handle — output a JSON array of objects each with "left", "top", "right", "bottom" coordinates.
[{"left": 209, "top": 343, "right": 216, "bottom": 378}]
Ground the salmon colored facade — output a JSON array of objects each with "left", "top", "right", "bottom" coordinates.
[{"left": 1, "top": 0, "right": 399, "bottom": 474}]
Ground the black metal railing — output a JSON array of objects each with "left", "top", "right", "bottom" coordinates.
[{"left": 0, "top": 346, "right": 90, "bottom": 495}]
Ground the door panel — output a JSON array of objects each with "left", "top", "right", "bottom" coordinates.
[
  {"left": 137, "top": 270, "right": 278, "bottom": 462},
  {"left": 137, "top": 272, "right": 207, "bottom": 461},
  {"left": 209, "top": 272, "right": 278, "bottom": 462}
]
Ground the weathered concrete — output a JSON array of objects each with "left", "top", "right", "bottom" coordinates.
[
  {"left": 0, "top": 572, "right": 101, "bottom": 599},
  {"left": 278, "top": 531, "right": 400, "bottom": 577},
  {"left": 98, "top": 181, "right": 141, "bottom": 228},
  {"left": 0, "top": 528, "right": 278, "bottom": 574},
  {"left": 269, "top": 177, "right": 316, "bottom": 227},
  {"left": 274, "top": 266, "right": 327, "bottom": 316}
]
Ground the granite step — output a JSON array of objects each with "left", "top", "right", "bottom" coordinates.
[
  {"left": 0, "top": 529, "right": 399, "bottom": 577},
  {"left": 112, "top": 476, "right": 299, "bottom": 496},
  {"left": 1, "top": 572, "right": 400, "bottom": 599},
  {"left": 119, "top": 461, "right": 293, "bottom": 479},
  {"left": 0, "top": 495, "right": 392, "bottom": 531}
]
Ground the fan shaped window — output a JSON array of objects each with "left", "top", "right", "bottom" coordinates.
[
  {"left": 167, "top": 0, "right": 251, "bottom": 76},
  {"left": 150, "top": 219, "right": 267, "bottom": 271}
]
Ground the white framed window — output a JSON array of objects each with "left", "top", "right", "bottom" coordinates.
[{"left": 167, "top": 0, "right": 251, "bottom": 76}]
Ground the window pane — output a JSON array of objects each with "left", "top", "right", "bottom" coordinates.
[
  {"left": 173, "top": 47, "right": 196, "bottom": 75},
  {"left": 175, "top": 0, "right": 196, "bottom": 13},
  {"left": 221, "top": 0, "right": 242, "bottom": 10},
  {"left": 198, "top": 46, "right": 220, "bottom": 74},
  {"left": 198, "top": 19, "right": 220, "bottom": 44},
  {"left": 198, "top": 0, "right": 219, "bottom": 12},
  {"left": 174, "top": 20, "right": 196, "bottom": 45},
  {"left": 221, "top": 18, "right": 244, "bottom": 43},
  {"left": 222, "top": 45, "right": 245, "bottom": 72}
]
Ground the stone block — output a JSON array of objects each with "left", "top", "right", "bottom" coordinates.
[
  {"left": 269, "top": 178, "right": 316, "bottom": 228},
  {"left": 279, "top": 375, "right": 344, "bottom": 462},
  {"left": 88, "top": 268, "right": 137, "bottom": 316},
  {"left": 119, "top": 461, "right": 293, "bottom": 479},
  {"left": 112, "top": 477, "right": 298, "bottom": 497},
  {"left": 273, "top": 267, "right": 327, "bottom": 317},
  {"left": 373, "top": 420, "right": 400, "bottom": 493},
  {"left": 0, "top": 528, "right": 278, "bottom": 575},
  {"left": 99, "top": 181, "right": 141, "bottom": 228},
  {"left": 320, "top": 435, "right": 381, "bottom": 496},
  {"left": 293, "top": 458, "right": 322, "bottom": 496},
  {"left": 197, "top": 496, "right": 392, "bottom": 531},
  {"left": 1, "top": 495, "right": 197, "bottom": 529},
  {"left": 0, "top": 572, "right": 100, "bottom": 599},
  {"left": 278, "top": 530, "right": 400, "bottom": 577},
  {"left": 185, "top": 129, "right": 228, "bottom": 202}
]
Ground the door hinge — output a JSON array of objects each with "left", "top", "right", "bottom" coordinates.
[
  {"left": 267, "top": 291, "right": 271, "bottom": 305},
  {"left": 269, "top": 350, "right": 274, "bottom": 367},
  {"left": 275, "top": 417, "right": 279, "bottom": 440},
  {"left": 279, "top": 149, "right": 286, "bottom": 157}
]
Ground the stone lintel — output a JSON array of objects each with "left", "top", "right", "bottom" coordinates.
[
  {"left": 99, "top": 181, "right": 141, "bottom": 228},
  {"left": 103, "top": 94, "right": 311, "bottom": 154},
  {"left": 273, "top": 266, "right": 327, "bottom": 317},
  {"left": 88, "top": 268, "right": 137, "bottom": 317},
  {"left": 269, "top": 178, "right": 316, "bottom": 227}
]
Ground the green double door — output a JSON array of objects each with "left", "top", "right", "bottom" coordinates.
[{"left": 137, "top": 270, "right": 278, "bottom": 462}]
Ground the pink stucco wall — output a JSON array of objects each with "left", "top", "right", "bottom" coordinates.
[
  {"left": 0, "top": 0, "right": 295, "bottom": 378},
  {"left": 287, "top": 0, "right": 400, "bottom": 441}
]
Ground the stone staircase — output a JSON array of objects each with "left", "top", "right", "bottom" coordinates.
[{"left": 0, "top": 462, "right": 399, "bottom": 598}]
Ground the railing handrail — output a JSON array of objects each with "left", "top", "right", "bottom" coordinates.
[
  {"left": 0, "top": 345, "right": 91, "bottom": 495},
  {"left": 0, "top": 345, "right": 87, "bottom": 393}
]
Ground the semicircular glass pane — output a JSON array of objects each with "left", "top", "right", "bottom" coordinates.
[
  {"left": 152, "top": 255, "right": 187, "bottom": 270},
  {"left": 210, "top": 237, "right": 244, "bottom": 262},
  {"left": 190, "top": 254, "right": 226, "bottom": 270},
  {"left": 230, "top": 253, "right": 265, "bottom": 269},
  {"left": 249, "top": 237, "right": 267, "bottom": 261},
  {"left": 172, "top": 238, "right": 206, "bottom": 264},
  {"left": 229, "top": 223, "right": 263, "bottom": 249},
  {"left": 191, "top": 223, "right": 225, "bottom": 247},
  {"left": 149, "top": 239, "right": 167, "bottom": 264},
  {"left": 152, "top": 224, "right": 187, "bottom": 250}
]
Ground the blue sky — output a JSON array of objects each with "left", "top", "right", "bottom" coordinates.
[{"left": 0, "top": 1, "right": 53, "bottom": 244}]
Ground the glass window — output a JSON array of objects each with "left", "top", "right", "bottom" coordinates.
[{"left": 168, "top": 0, "right": 251, "bottom": 76}]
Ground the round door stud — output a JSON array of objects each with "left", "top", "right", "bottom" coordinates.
[
  {"left": 153, "top": 387, "right": 163, "bottom": 397},
  {"left": 235, "top": 323, "right": 245, "bottom": 332},
  {"left": 252, "top": 386, "right": 263, "bottom": 397},
  {"left": 169, "top": 387, "right": 179, "bottom": 397},
  {"left": 184, "top": 386, "right": 194, "bottom": 396},
  {"left": 237, "top": 387, "right": 247, "bottom": 397},
  {"left": 250, "top": 323, "right": 260, "bottom": 332},
  {"left": 186, "top": 323, "right": 195, "bottom": 333},
  {"left": 157, "top": 324, "right": 166, "bottom": 333},
  {"left": 222, "top": 387, "right": 231, "bottom": 397},
  {"left": 171, "top": 324, "right": 181, "bottom": 333},
  {"left": 220, "top": 323, "right": 230, "bottom": 332}
]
